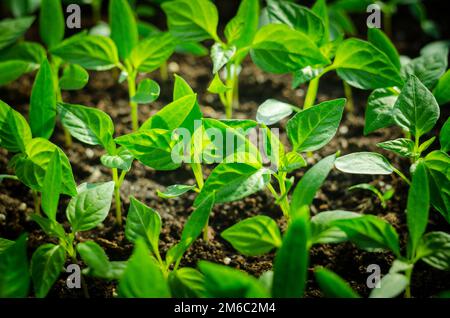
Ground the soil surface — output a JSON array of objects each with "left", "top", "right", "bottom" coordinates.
[{"left": 1, "top": 1, "right": 450, "bottom": 298}]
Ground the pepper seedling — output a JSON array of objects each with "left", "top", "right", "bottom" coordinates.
[
  {"left": 51, "top": 0, "right": 174, "bottom": 131},
  {"left": 349, "top": 183, "right": 395, "bottom": 209}
]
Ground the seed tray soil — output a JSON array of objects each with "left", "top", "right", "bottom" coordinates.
[{"left": 1, "top": 52, "right": 449, "bottom": 298}]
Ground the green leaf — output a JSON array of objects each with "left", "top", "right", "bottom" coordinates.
[
  {"left": 157, "top": 184, "right": 196, "bottom": 199},
  {"left": 312, "top": 0, "right": 329, "bottom": 41},
  {"left": 272, "top": 212, "right": 309, "bottom": 298},
  {"left": 57, "top": 102, "right": 116, "bottom": 153},
  {"left": 314, "top": 267, "right": 360, "bottom": 298},
  {"left": 0, "top": 16, "right": 35, "bottom": 50},
  {"left": 30, "top": 58, "right": 56, "bottom": 139},
  {"left": 131, "top": 79, "right": 160, "bottom": 104},
  {"left": 115, "top": 129, "right": 181, "bottom": 171},
  {"left": 210, "top": 43, "right": 235, "bottom": 74},
  {"left": 267, "top": 0, "right": 325, "bottom": 45},
  {"left": 368, "top": 28, "right": 401, "bottom": 70},
  {"left": 199, "top": 261, "right": 269, "bottom": 298},
  {"left": 140, "top": 94, "right": 201, "bottom": 135},
  {"left": 401, "top": 49, "right": 448, "bottom": 89},
  {"left": 109, "top": 0, "right": 138, "bottom": 60},
  {"left": 169, "top": 268, "right": 206, "bottom": 298},
  {"left": 364, "top": 88, "right": 399, "bottom": 135},
  {"left": 279, "top": 151, "right": 306, "bottom": 173},
  {"left": 31, "top": 243, "right": 66, "bottom": 298},
  {"left": 207, "top": 73, "right": 231, "bottom": 94},
  {"left": 256, "top": 99, "right": 295, "bottom": 126},
  {"left": 291, "top": 153, "right": 336, "bottom": 213},
  {"left": 221, "top": 216, "right": 282, "bottom": 256},
  {"left": 251, "top": 24, "right": 329, "bottom": 74},
  {"left": 393, "top": 75, "right": 440, "bottom": 138},
  {"left": 440, "top": 117, "right": 450, "bottom": 152},
  {"left": 162, "top": 0, "right": 219, "bottom": 42},
  {"left": 407, "top": 161, "right": 429, "bottom": 257},
  {"left": 125, "top": 197, "right": 161, "bottom": 256},
  {"left": 130, "top": 32, "right": 175, "bottom": 73},
  {"left": 118, "top": 239, "right": 170, "bottom": 297},
  {"left": 335, "top": 152, "right": 394, "bottom": 175},
  {"left": 0, "top": 234, "right": 29, "bottom": 297},
  {"left": 333, "top": 39, "right": 403, "bottom": 89},
  {"left": 377, "top": 138, "right": 415, "bottom": 158},
  {"left": 100, "top": 148, "right": 133, "bottom": 171},
  {"left": 195, "top": 162, "right": 270, "bottom": 205},
  {"left": 433, "top": 69, "right": 450, "bottom": 105},
  {"left": 369, "top": 273, "right": 408, "bottom": 298},
  {"left": 0, "top": 41, "right": 46, "bottom": 65},
  {"left": 292, "top": 66, "right": 323, "bottom": 88},
  {"left": 66, "top": 182, "right": 115, "bottom": 232},
  {"left": 14, "top": 138, "right": 77, "bottom": 196},
  {"left": 332, "top": 215, "right": 400, "bottom": 256},
  {"left": 41, "top": 150, "right": 62, "bottom": 221},
  {"left": 175, "top": 42, "right": 208, "bottom": 56},
  {"left": 0, "top": 100, "right": 32, "bottom": 152},
  {"left": 59, "top": 64, "right": 89, "bottom": 91},
  {"left": 30, "top": 214, "right": 65, "bottom": 239},
  {"left": 51, "top": 34, "right": 119, "bottom": 71},
  {"left": 311, "top": 210, "right": 362, "bottom": 244},
  {"left": 0, "top": 60, "right": 36, "bottom": 86},
  {"left": 39, "top": 0, "right": 64, "bottom": 49},
  {"left": 173, "top": 74, "right": 194, "bottom": 100},
  {"left": 416, "top": 231, "right": 450, "bottom": 271},
  {"left": 424, "top": 151, "right": 450, "bottom": 222},
  {"left": 224, "top": 0, "right": 259, "bottom": 48},
  {"left": 77, "top": 241, "right": 126, "bottom": 280},
  {"left": 287, "top": 98, "right": 345, "bottom": 152}
]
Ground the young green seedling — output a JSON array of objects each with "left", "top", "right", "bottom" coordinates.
[
  {"left": 29, "top": 176, "right": 116, "bottom": 298},
  {"left": 51, "top": 0, "right": 174, "bottom": 131},
  {"left": 252, "top": 0, "right": 403, "bottom": 110},
  {"left": 117, "top": 193, "right": 215, "bottom": 297},
  {"left": 162, "top": 0, "right": 260, "bottom": 119},
  {"left": 349, "top": 183, "right": 394, "bottom": 209},
  {"left": 340, "top": 74, "right": 449, "bottom": 223},
  {"left": 56, "top": 101, "right": 134, "bottom": 226},
  {"left": 0, "top": 99, "right": 77, "bottom": 214}
]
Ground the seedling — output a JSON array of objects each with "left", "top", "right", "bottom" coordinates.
[
  {"left": 51, "top": 0, "right": 174, "bottom": 131},
  {"left": 349, "top": 183, "right": 394, "bottom": 209},
  {"left": 0, "top": 99, "right": 77, "bottom": 214},
  {"left": 250, "top": 0, "right": 403, "bottom": 111},
  {"left": 162, "top": 0, "right": 259, "bottom": 119},
  {"left": 56, "top": 101, "right": 134, "bottom": 226},
  {"left": 117, "top": 193, "right": 215, "bottom": 297},
  {"left": 29, "top": 176, "right": 116, "bottom": 298}
]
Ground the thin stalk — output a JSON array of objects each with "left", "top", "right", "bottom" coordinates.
[
  {"left": 160, "top": 61, "right": 169, "bottom": 81},
  {"left": 232, "top": 62, "right": 240, "bottom": 108},
  {"left": 127, "top": 72, "right": 139, "bottom": 131},
  {"left": 191, "top": 162, "right": 209, "bottom": 241},
  {"left": 404, "top": 266, "right": 413, "bottom": 298},
  {"left": 304, "top": 77, "right": 320, "bottom": 109},
  {"left": 277, "top": 173, "right": 291, "bottom": 219},
  {"left": 32, "top": 190, "right": 41, "bottom": 215},
  {"left": 393, "top": 168, "right": 411, "bottom": 186},
  {"left": 224, "top": 64, "right": 234, "bottom": 119},
  {"left": 343, "top": 81, "right": 354, "bottom": 112},
  {"left": 112, "top": 168, "right": 122, "bottom": 226}
]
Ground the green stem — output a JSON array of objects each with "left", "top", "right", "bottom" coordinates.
[
  {"left": 191, "top": 162, "right": 209, "bottom": 242},
  {"left": 160, "top": 61, "right": 169, "bottom": 81},
  {"left": 32, "top": 190, "right": 41, "bottom": 216},
  {"left": 343, "top": 81, "right": 354, "bottom": 112},
  {"left": 112, "top": 168, "right": 122, "bottom": 226},
  {"left": 127, "top": 72, "right": 139, "bottom": 131},
  {"left": 393, "top": 168, "right": 411, "bottom": 186},
  {"left": 304, "top": 77, "right": 320, "bottom": 109},
  {"left": 277, "top": 173, "right": 291, "bottom": 219},
  {"left": 404, "top": 266, "right": 413, "bottom": 298}
]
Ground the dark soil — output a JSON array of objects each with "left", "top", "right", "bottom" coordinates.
[{"left": 1, "top": 1, "right": 450, "bottom": 298}]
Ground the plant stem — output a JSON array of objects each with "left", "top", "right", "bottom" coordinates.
[
  {"left": 32, "top": 190, "right": 41, "bottom": 215},
  {"left": 343, "top": 81, "right": 354, "bottom": 112},
  {"left": 393, "top": 168, "right": 411, "bottom": 186},
  {"left": 127, "top": 72, "right": 139, "bottom": 131},
  {"left": 112, "top": 168, "right": 122, "bottom": 226},
  {"left": 277, "top": 173, "right": 291, "bottom": 219},
  {"left": 404, "top": 266, "right": 413, "bottom": 298},
  {"left": 304, "top": 77, "right": 320, "bottom": 109},
  {"left": 191, "top": 162, "right": 209, "bottom": 242},
  {"left": 160, "top": 61, "right": 169, "bottom": 81}
]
